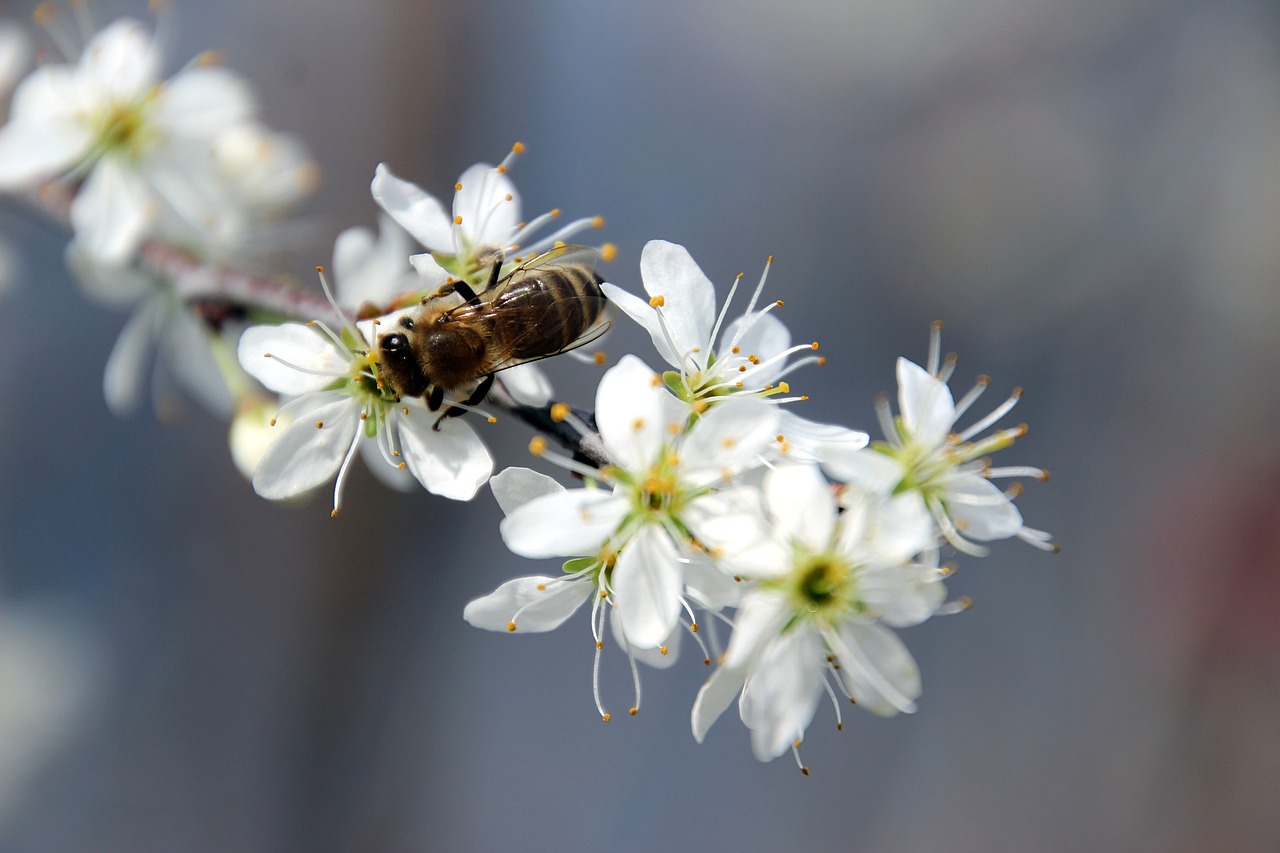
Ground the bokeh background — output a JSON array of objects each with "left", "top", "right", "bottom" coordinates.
[{"left": 2, "top": 0, "right": 1279, "bottom": 850}]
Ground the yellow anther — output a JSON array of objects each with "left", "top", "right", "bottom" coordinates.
[
  {"left": 659, "top": 646, "right": 669, "bottom": 656},
  {"left": 507, "top": 621, "right": 517, "bottom": 632},
  {"left": 592, "top": 216, "right": 605, "bottom": 229},
  {"left": 632, "top": 418, "right": 645, "bottom": 430},
  {"left": 601, "top": 712, "right": 611, "bottom": 722},
  {"left": 601, "top": 243, "right": 618, "bottom": 263},
  {"left": 731, "top": 346, "right": 740, "bottom": 354},
  {"left": 315, "top": 265, "right": 325, "bottom": 273},
  {"left": 504, "top": 193, "right": 513, "bottom": 201},
  {"left": 778, "top": 382, "right": 790, "bottom": 393},
  {"left": 529, "top": 436, "right": 548, "bottom": 456},
  {"left": 629, "top": 707, "right": 638, "bottom": 715},
  {"left": 775, "top": 300, "right": 784, "bottom": 308},
  {"left": 453, "top": 215, "right": 463, "bottom": 225},
  {"left": 550, "top": 402, "right": 571, "bottom": 422},
  {"left": 315, "top": 421, "right": 324, "bottom": 429},
  {"left": 330, "top": 508, "right": 339, "bottom": 518},
  {"left": 454, "top": 182, "right": 463, "bottom": 191},
  {"left": 550, "top": 208, "right": 561, "bottom": 217},
  {"left": 512, "top": 141, "right": 526, "bottom": 154},
  {"left": 268, "top": 418, "right": 277, "bottom": 427},
  {"left": 594, "top": 352, "right": 608, "bottom": 366},
  {"left": 817, "top": 357, "right": 827, "bottom": 366},
  {"left": 810, "top": 341, "right": 820, "bottom": 350},
  {"left": 649, "top": 295, "right": 665, "bottom": 308},
  {"left": 196, "top": 50, "right": 222, "bottom": 67}
]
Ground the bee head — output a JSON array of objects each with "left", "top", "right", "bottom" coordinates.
[{"left": 376, "top": 319, "right": 430, "bottom": 398}]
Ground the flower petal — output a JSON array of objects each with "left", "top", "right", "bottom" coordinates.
[
  {"left": 943, "top": 472, "right": 1024, "bottom": 541},
  {"left": 680, "top": 396, "right": 779, "bottom": 483},
  {"left": 371, "top": 162, "right": 453, "bottom": 251},
  {"left": 499, "top": 488, "right": 626, "bottom": 558},
  {"left": 155, "top": 66, "right": 255, "bottom": 138},
  {"left": 396, "top": 408, "right": 493, "bottom": 500},
  {"left": 489, "top": 466, "right": 564, "bottom": 516},
  {"left": 252, "top": 393, "right": 358, "bottom": 499},
  {"left": 740, "top": 626, "right": 825, "bottom": 761},
  {"left": 823, "top": 446, "right": 904, "bottom": 494},
  {"left": 463, "top": 575, "right": 591, "bottom": 633},
  {"left": 897, "top": 358, "right": 954, "bottom": 448},
  {"left": 594, "top": 355, "right": 671, "bottom": 472},
  {"left": 237, "top": 323, "right": 347, "bottom": 395},
  {"left": 599, "top": 282, "right": 680, "bottom": 370},
  {"left": 722, "top": 590, "right": 790, "bottom": 670},
  {"left": 723, "top": 311, "right": 791, "bottom": 385},
  {"left": 692, "top": 665, "right": 746, "bottom": 743},
  {"left": 452, "top": 162, "right": 519, "bottom": 248},
  {"left": 500, "top": 363, "right": 552, "bottom": 407},
  {"left": 764, "top": 463, "right": 837, "bottom": 553},
  {"left": 639, "top": 240, "right": 716, "bottom": 368},
  {"left": 78, "top": 19, "right": 160, "bottom": 100},
  {"left": 102, "top": 296, "right": 161, "bottom": 415},
  {"left": 610, "top": 612, "right": 681, "bottom": 669},
  {"left": 775, "top": 410, "right": 869, "bottom": 466},
  {"left": 611, "top": 525, "right": 682, "bottom": 649},
  {"left": 333, "top": 214, "right": 414, "bottom": 308},
  {"left": 829, "top": 622, "right": 920, "bottom": 717},
  {"left": 70, "top": 155, "right": 153, "bottom": 265}
]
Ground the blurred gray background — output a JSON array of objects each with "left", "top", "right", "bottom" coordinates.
[{"left": 2, "top": 0, "right": 1279, "bottom": 850}]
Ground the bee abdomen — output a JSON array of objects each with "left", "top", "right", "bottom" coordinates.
[{"left": 494, "top": 265, "right": 606, "bottom": 358}]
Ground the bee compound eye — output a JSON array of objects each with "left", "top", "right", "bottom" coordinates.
[{"left": 382, "top": 333, "right": 408, "bottom": 354}]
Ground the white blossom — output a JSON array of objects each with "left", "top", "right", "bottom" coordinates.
[
  {"left": 604, "top": 240, "right": 867, "bottom": 461},
  {"left": 692, "top": 464, "right": 946, "bottom": 768},
  {"left": 824, "top": 323, "right": 1056, "bottom": 556},
  {"left": 0, "top": 17, "right": 295, "bottom": 264},
  {"left": 370, "top": 143, "right": 608, "bottom": 291}
]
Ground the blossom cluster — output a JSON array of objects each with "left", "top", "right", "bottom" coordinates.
[
  {"left": 0, "top": 6, "right": 1058, "bottom": 773},
  {"left": 462, "top": 243, "right": 1055, "bottom": 770}
]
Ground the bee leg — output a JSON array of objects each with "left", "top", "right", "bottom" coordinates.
[
  {"left": 453, "top": 280, "right": 481, "bottom": 306},
  {"left": 431, "top": 374, "right": 494, "bottom": 431},
  {"left": 427, "top": 384, "right": 444, "bottom": 412}
]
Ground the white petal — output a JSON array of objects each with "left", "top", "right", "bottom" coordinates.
[
  {"left": 776, "top": 410, "right": 869, "bottom": 466},
  {"left": 161, "top": 309, "right": 234, "bottom": 419},
  {"left": 237, "top": 323, "right": 347, "bottom": 395},
  {"left": 764, "top": 464, "right": 837, "bottom": 553},
  {"left": 723, "top": 590, "right": 790, "bottom": 670},
  {"left": 358, "top": 440, "right": 418, "bottom": 493},
  {"left": 452, "top": 162, "right": 519, "bottom": 248},
  {"left": 692, "top": 666, "right": 746, "bottom": 743},
  {"left": 858, "top": 562, "right": 946, "bottom": 627},
  {"left": 155, "top": 66, "right": 255, "bottom": 138},
  {"left": 0, "top": 23, "right": 33, "bottom": 96},
  {"left": 396, "top": 407, "right": 493, "bottom": 500},
  {"left": 683, "top": 488, "right": 785, "bottom": 583},
  {"left": 823, "top": 447, "right": 904, "bottom": 494},
  {"left": 680, "top": 396, "right": 779, "bottom": 483},
  {"left": 102, "top": 296, "right": 161, "bottom": 415},
  {"left": 830, "top": 622, "right": 920, "bottom": 717},
  {"left": 639, "top": 240, "right": 716, "bottom": 364},
  {"left": 499, "top": 488, "right": 626, "bottom": 558},
  {"left": 599, "top": 282, "right": 680, "bottom": 370},
  {"left": 252, "top": 393, "right": 358, "bottom": 499},
  {"left": 897, "top": 358, "right": 954, "bottom": 447},
  {"left": 943, "top": 472, "right": 1024, "bottom": 541},
  {"left": 0, "top": 69, "right": 92, "bottom": 185},
  {"left": 500, "top": 363, "right": 552, "bottom": 406},
  {"left": 490, "top": 466, "right": 564, "bottom": 516},
  {"left": 463, "top": 575, "right": 591, "bottom": 633},
  {"left": 371, "top": 163, "right": 453, "bottom": 251},
  {"left": 611, "top": 612, "right": 681, "bottom": 669},
  {"left": 79, "top": 19, "right": 159, "bottom": 100},
  {"left": 65, "top": 242, "right": 150, "bottom": 305},
  {"left": 611, "top": 525, "right": 682, "bottom": 649},
  {"left": 838, "top": 490, "right": 934, "bottom": 566},
  {"left": 594, "top": 355, "right": 670, "bottom": 472},
  {"left": 70, "top": 156, "right": 153, "bottom": 265},
  {"left": 333, "top": 214, "right": 414, "bottom": 308},
  {"left": 740, "top": 626, "right": 825, "bottom": 761}
]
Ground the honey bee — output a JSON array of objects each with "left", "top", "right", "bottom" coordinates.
[{"left": 375, "top": 245, "right": 611, "bottom": 417}]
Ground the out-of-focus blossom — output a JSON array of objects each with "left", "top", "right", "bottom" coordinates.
[{"left": 825, "top": 324, "right": 1055, "bottom": 556}]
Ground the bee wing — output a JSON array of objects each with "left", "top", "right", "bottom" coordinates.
[
  {"left": 483, "top": 303, "right": 614, "bottom": 374},
  {"left": 504, "top": 244, "right": 600, "bottom": 277}
]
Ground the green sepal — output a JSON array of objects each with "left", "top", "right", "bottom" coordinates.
[
  {"left": 663, "top": 371, "right": 694, "bottom": 402},
  {"left": 562, "top": 557, "right": 596, "bottom": 574}
]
